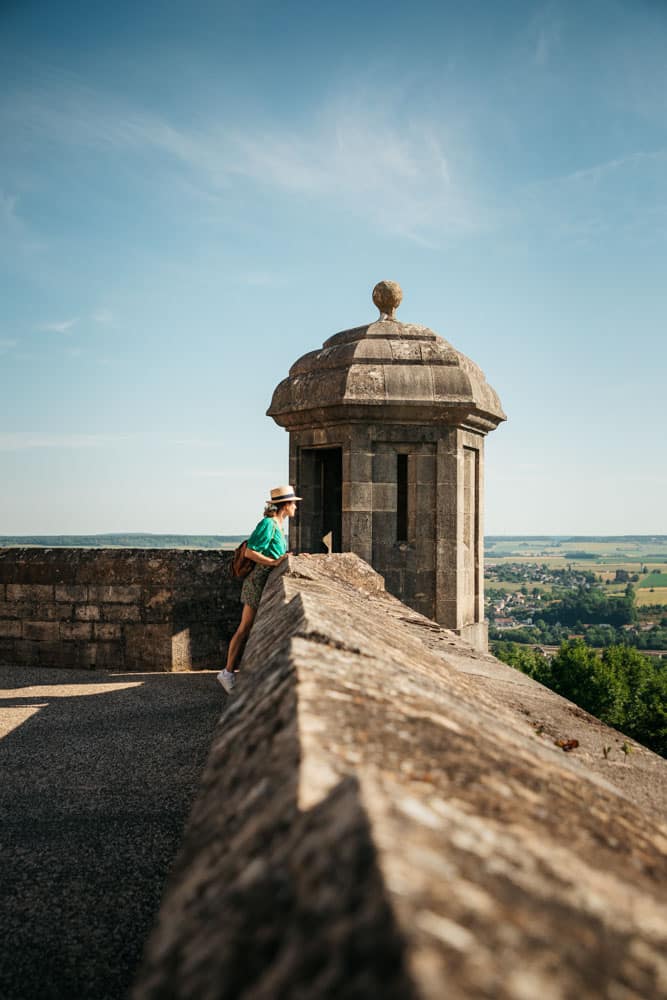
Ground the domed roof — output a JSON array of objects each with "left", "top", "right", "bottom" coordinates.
[{"left": 268, "top": 284, "right": 506, "bottom": 434}]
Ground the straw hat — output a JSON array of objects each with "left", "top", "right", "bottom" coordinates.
[{"left": 267, "top": 485, "right": 303, "bottom": 503}]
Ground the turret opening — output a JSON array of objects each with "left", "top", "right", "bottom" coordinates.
[{"left": 299, "top": 448, "right": 342, "bottom": 553}]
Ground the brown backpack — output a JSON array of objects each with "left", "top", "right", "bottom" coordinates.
[
  {"left": 231, "top": 540, "right": 254, "bottom": 579},
  {"left": 231, "top": 520, "right": 279, "bottom": 579}
]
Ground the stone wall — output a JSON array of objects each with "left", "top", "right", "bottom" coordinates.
[
  {"left": 135, "top": 555, "right": 667, "bottom": 1000},
  {"left": 0, "top": 548, "right": 242, "bottom": 671}
]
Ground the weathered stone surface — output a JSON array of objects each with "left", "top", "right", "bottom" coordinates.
[
  {"left": 60, "top": 621, "right": 94, "bottom": 641},
  {"left": 100, "top": 602, "right": 141, "bottom": 623},
  {"left": 268, "top": 318, "right": 506, "bottom": 431},
  {"left": 0, "top": 548, "right": 244, "bottom": 671},
  {"left": 136, "top": 555, "right": 667, "bottom": 1000},
  {"left": 23, "top": 621, "right": 60, "bottom": 642},
  {"left": 55, "top": 584, "right": 88, "bottom": 603},
  {"left": 74, "top": 604, "right": 101, "bottom": 622},
  {"left": 7, "top": 584, "right": 54, "bottom": 602},
  {"left": 372, "top": 278, "right": 403, "bottom": 318},
  {"left": 0, "top": 621, "right": 22, "bottom": 639},
  {"left": 87, "top": 584, "right": 143, "bottom": 604}
]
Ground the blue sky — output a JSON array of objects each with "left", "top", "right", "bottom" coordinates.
[{"left": 1, "top": 0, "right": 665, "bottom": 535}]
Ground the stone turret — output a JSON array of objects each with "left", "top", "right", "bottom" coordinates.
[{"left": 268, "top": 281, "right": 506, "bottom": 649}]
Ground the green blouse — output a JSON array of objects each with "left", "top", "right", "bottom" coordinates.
[{"left": 246, "top": 517, "right": 287, "bottom": 559}]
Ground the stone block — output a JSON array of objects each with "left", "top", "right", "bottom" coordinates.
[
  {"left": 171, "top": 628, "right": 193, "bottom": 671},
  {"left": 372, "top": 483, "right": 396, "bottom": 512},
  {"left": 416, "top": 484, "right": 436, "bottom": 515},
  {"left": 346, "top": 449, "right": 373, "bottom": 482},
  {"left": 0, "top": 601, "right": 32, "bottom": 619},
  {"left": 0, "top": 558, "right": 58, "bottom": 584},
  {"left": 415, "top": 571, "right": 436, "bottom": 601},
  {"left": 78, "top": 643, "right": 99, "bottom": 669},
  {"left": 6, "top": 584, "right": 53, "bottom": 602},
  {"left": 94, "top": 642, "right": 125, "bottom": 670},
  {"left": 36, "top": 641, "right": 72, "bottom": 668},
  {"left": 431, "top": 365, "right": 471, "bottom": 400},
  {"left": 34, "top": 603, "right": 72, "bottom": 621},
  {"left": 384, "top": 365, "right": 434, "bottom": 401},
  {"left": 60, "top": 622, "right": 94, "bottom": 641},
  {"left": 373, "top": 542, "right": 405, "bottom": 570},
  {"left": 436, "top": 598, "right": 459, "bottom": 630},
  {"left": 87, "top": 584, "right": 143, "bottom": 604},
  {"left": 14, "top": 640, "right": 42, "bottom": 666},
  {"left": 436, "top": 506, "right": 458, "bottom": 538},
  {"left": 55, "top": 584, "right": 88, "bottom": 603},
  {"left": 346, "top": 513, "right": 372, "bottom": 562},
  {"left": 0, "top": 638, "right": 17, "bottom": 663},
  {"left": 23, "top": 621, "right": 60, "bottom": 641},
  {"left": 0, "top": 620, "right": 22, "bottom": 638},
  {"left": 415, "top": 543, "right": 436, "bottom": 572},
  {"left": 102, "top": 603, "right": 141, "bottom": 623},
  {"left": 372, "top": 511, "right": 396, "bottom": 543},
  {"left": 143, "top": 602, "right": 173, "bottom": 624},
  {"left": 415, "top": 453, "right": 436, "bottom": 484},
  {"left": 389, "top": 340, "right": 422, "bottom": 362},
  {"left": 371, "top": 449, "right": 396, "bottom": 483},
  {"left": 342, "top": 482, "right": 372, "bottom": 511},
  {"left": 75, "top": 604, "right": 101, "bottom": 622},
  {"left": 145, "top": 588, "right": 172, "bottom": 609},
  {"left": 124, "top": 624, "right": 172, "bottom": 671},
  {"left": 94, "top": 623, "right": 122, "bottom": 641},
  {"left": 382, "top": 570, "right": 402, "bottom": 598}
]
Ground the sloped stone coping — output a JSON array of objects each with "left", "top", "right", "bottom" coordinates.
[{"left": 135, "top": 555, "right": 667, "bottom": 1000}]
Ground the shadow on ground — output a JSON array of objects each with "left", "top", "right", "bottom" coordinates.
[{"left": 0, "top": 665, "right": 223, "bottom": 1000}]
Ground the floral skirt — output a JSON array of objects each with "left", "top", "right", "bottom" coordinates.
[{"left": 240, "top": 564, "right": 272, "bottom": 610}]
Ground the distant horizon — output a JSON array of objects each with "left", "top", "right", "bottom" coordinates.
[{"left": 1, "top": 532, "right": 665, "bottom": 542}]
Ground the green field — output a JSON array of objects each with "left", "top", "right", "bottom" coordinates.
[
  {"left": 636, "top": 588, "right": 667, "bottom": 607},
  {"left": 486, "top": 536, "right": 667, "bottom": 564},
  {"left": 486, "top": 537, "right": 667, "bottom": 612}
]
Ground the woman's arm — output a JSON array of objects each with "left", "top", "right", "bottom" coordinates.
[{"left": 246, "top": 548, "right": 288, "bottom": 567}]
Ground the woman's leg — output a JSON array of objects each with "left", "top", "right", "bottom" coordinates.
[{"left": 225, "top": 603, "right": 257, "bottom": 671}]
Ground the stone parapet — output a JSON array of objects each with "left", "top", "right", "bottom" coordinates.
[
  {"left": 0, "top": 548, "right": 242, "bottom": 671},
  {"left": 135, "top": 554, "right": 667, "bottom": 999}
]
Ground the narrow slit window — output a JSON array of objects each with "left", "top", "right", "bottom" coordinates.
[{"left": 397, "top": 453, "right": 408, "bottom": 541}]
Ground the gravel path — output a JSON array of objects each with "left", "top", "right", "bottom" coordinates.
[{"left": 0, "top": 665, "right": 223, "bottom": 1000}]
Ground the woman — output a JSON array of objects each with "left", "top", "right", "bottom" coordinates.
[{"left": 217, "top": 485, "right": 302, "bottom": 693}]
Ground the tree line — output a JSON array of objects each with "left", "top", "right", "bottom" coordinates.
[{"left": 494, "top": 640, "right": 667, "bottom": 757}]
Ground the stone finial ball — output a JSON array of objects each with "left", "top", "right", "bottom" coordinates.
[{"left": 372, "top": 280, "right": 403, "bottom": 319}]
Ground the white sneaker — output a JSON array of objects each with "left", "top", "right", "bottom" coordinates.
[{"left": 217, "top": 669, "right": 236, "bottom": 694}]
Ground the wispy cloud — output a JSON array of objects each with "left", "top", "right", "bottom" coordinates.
[
  {"left": 237, "top": 271, "right": 287, "bottom": 288},
  {"left": 0, "top": 432, "right": 229, "bottom": 451},
  {"left": 520, "top": 147, "right": 667, "bottom": 243},
  {"left": 35, "top": 319, "right": 77, "bottom": 334},
  {"left": 1, "top": 75, "right": 482, "bottom": 243},
  {"left": 0, "top": 338, "right": 17, "bottom": 353},
  {"left": 0, "top": 189, "right": 46, "bottom": 256},
  {"left": 167, "top": 437, "right": 226, "bottom": 448},
  {"left": 0, "top": 433, "right": 133, "bottom": 450},
  {"left": 533, "top": 24, "right": 560, "bottom": 67},
  {"left": 91, "top": 309, "right": 113, "bottom": 324}
]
